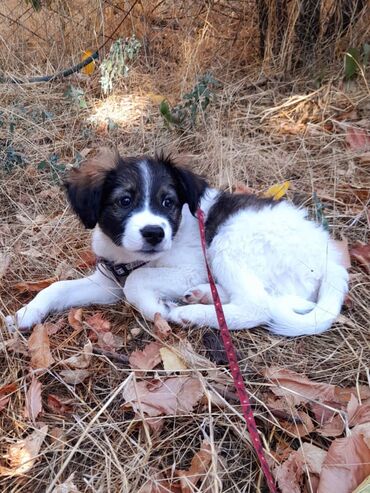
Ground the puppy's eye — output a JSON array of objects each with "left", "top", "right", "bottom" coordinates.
[
  {"left": 119, "top": 196, "right": 132, "bottom": 207},
  {"left": 162, "top": 197, "right": 174, "bottom": 208}
]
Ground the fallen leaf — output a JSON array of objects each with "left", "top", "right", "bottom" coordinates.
[
  {"left": 176, "top": 440, "right": 213, "bottom": 492},
  {"left": 0, "top": 383, "right": 18, "bottom": 412},
  {"left": 350, "top": 242, "right": 370, "bottom": 274},
  {"left": 333, "top": 238, "right": 352, "bottom": 269},
  {"left": 346, "top": 126, "right": 370, "bottom": 151},
  {"left": 85, "top": 312, "right": 111, "bottom": 341},
  {"left": 62, "top": 340, "right": 93, "bottom": 369},
  {"left": 266, "top": 394, "right": 315, "bottom": 437},
  {"left": 14, "top": 277, "right": 58, "bottom": 294},
  {"left": 46, "top": 319, "right": 65, "bottom": 336},
  {"left": 75, "top": 249, "right": 96, "bottom": 269},
  {"left": 47, "top": 394, "right": 75, "bottom": 414},
  {"left": 318, "top": 423, "right": 370, "bottom": 493},
  {"left": 28, "top": 324, "right": 55, "bottom": 369},
  {"left": 160, "top": 347, "right": 187, "bottom": 371},
  {"left": 264, "top": 367, "right": 338, "bottom": 406},
  {"left": 153, "top": 313, "right": 172, "bottom": 340},
  {"left": 317, "top": 413, "right": 345, "bottom": 437},
  {"left": 24, "top": 377, "right": 42, "bottom": 422},
  {"left": 0, "top": 335, "right": 28, "bottom": 356},
  {"left": 97, "top": 331, "right": 124, "bottom": 351},
  {"left": 123, "top": 376, "right": 204, "bottom": 417},
  {"left": 0, "top": 425, "right": 48, "bottom": 476},
  {"left": 274, "top": 443, "right": 327, "bottom": 493},
  {"left": 353, "top": 475, "right": 370, "bottom": 493},
  {"left": 81, "top": 50, "right": 95, "bottom": 76},
  {"left": 348, "top": 394, "right": 370, "bottom": 427},
  {"left": 232, "top": 182, "right": 257, "bottom": 194},
  {"left": 59, "top": 369, "right": 91, "bottom": 385},
  {"left": 129, "top": 341, "right": 163, "bottom": 370},
  {"left": 68, "top": 308, "right": 83, "bottom": 331},
  {"left": 264, "top": 181, "right": 290, "bottom": 200}
]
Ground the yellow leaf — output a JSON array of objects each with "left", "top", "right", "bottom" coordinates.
[
  {"left": 264, "top": 181, "right": 290, "bottom": 200},
  {"left": 160, "top": 347, "right": 187, "bottom": 371},
  {"left": 81, "top": 50, "right": 95, "bottom": 76}
]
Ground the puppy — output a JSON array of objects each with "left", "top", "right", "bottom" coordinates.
[{"left": 6, "top": 149, "right": 348, "bottom": 336}]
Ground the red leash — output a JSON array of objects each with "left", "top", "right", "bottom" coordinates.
[{"left": 196, "top": 208, "right": 277, "bottom": 493}]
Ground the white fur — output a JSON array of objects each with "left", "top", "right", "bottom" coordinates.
[{"left": 6, "top": 187, "right": 348, "bottom": 336}]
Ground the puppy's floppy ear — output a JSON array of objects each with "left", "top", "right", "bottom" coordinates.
[
  {"left": 160, "top": 154, "right": 207, "bottom": 215},
  {"left": 65, "top": 148, "right": 119, "bottom": 229}
]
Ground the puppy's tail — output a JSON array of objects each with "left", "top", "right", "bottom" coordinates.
[{"left": 267, "top": 262, "right": 348, "bottom": 336}]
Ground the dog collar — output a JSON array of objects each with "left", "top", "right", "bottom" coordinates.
[{"left": 97, "top": 257, "right": 148, "bottom": 285}]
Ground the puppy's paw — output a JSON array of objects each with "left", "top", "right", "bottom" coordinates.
[
  {"left": 182, "top": 284, "right": 229, "bottom": 305},
  {"left": 6, "top": 305, "right": 44, "bottom": 332}
]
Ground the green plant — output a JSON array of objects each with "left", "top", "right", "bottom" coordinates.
[
  {"left": 64, "top": 85, "right": 87, "bottom": 109},
  {"left": 312, "top": 193, "right": 329, "bottom": 231},
  {"left": 100, "top": 35, "right": 141, "bottom": 95},
  {"left": 160, "top": 73, "right": 221, "bottom": 130},
  {"left": 344, "top": 43, "right": 370, "bottom": 80}
]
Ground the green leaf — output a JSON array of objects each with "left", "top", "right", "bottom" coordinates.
[
  {"left": 159, "top": 100, "right": 174, "bottom": 124},
  {"left": 344, "top": 48, "right": 361, "bottom": 80}
]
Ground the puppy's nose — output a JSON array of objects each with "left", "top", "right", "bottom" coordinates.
[{"left": 141, "top": 225, "right": 165, "bottom": 246}]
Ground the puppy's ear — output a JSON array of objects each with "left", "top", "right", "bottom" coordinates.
[
  {"left": 65, "top": 148, "right": 119, "bottom": 229},
  {"left": 159, "top": 154, "right": 208, "bottom": 215},
  {"left": 173, "top": 165, "right": 208, "bottom": 215}
]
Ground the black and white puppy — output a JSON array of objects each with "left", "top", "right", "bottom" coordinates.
[{"left": 6, "top": 149, "right": 348, "bottom": 336}]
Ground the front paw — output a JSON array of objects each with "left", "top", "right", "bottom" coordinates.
[{"left": 6, "top": 305, "right": 44, "bottom": 332}]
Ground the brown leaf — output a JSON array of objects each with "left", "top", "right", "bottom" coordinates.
[
  {"left": 97, "top": 331, "right": 124, "bottom": 351},
  {"left": 0, "top": 425, "right": 48, "bottom": 476},
  {"left": 28, "top": 324, "right": 54, "bottom": 369},
  {"left": 47, "top": 394, "right": 75, "bottom": 415},
  {"left": 317, "top": 413, "right": 345, "bottom": 437},
  {"left": 62, "top": 340, "right": 93, "bottom": 369},
  {"left": 318, "top": 423, "right": 370, "bottom": 493},
  {"left": 350, "top": 242, "right": 370, "bottom": 274},
  {"left": 75, "top": 250, "right": 96, "bottom": 269},
  {"left": 59, "top": 369, "right": 91, "bottom": 385},
  {"left": 0, "top": 334, "right": 29, "bottom": 356},
  {"left": 352, "top": 475, "right": 370, "bottom": 493},
  {"left": 123, "top": 376, "right": 204, "bottom": 417},
  {"left": 265, "top": 394, "right": 314, "bottom": 437},
  {"left": 46, "top": 319, "right": 65, "bottom": 336},
  {"left": 129, "top": 342, "right": 163, "bottom": 370},
  {"left": 176, "top": 440, "right": 213, "bottom": 493},
  {"left": 14, "top": 277, "right": 58, "bottom": 294},
  {"left": 264, "top": 367, "right": 338, "bottom": 406},
  {"left": 274, "top": 443, "right": 327, "bottom": 493},
  {"left": 346, "top": 126, "right": 370, "bottom": 151},
  {"left": 348, "top": 394, "right": 370, "bottom": 427},
  {"left": 24, "top": 377, "right": 42, "bottom": 422},
  {"left": 232, "top": 182, "right": 257, "bottom": 194},
  {"left": 68, "top": 308, "right": 83, "bottom": 331},
  {"left": 85, "top": 312, "right": 111, "bottom": 341},
  {"left": 153, "top": 313, "right": 172, "bottom": 340},
  {"left": 0, "top": 383, "right": 18, "bottom": 412}
]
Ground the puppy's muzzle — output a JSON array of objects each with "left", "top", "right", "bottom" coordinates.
[{"left": 140, "top": 225, "right": 165, "bottom": 246}]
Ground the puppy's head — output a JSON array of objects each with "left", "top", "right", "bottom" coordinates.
[{"left": 65, "top": 149, "right": 207, "bottom": 260}]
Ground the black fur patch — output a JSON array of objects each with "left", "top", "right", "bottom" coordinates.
[{"left": 205, "top": 192, "right": 279, "bottom": 245}]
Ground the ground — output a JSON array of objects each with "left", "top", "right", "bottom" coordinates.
[{"left": 0, "top": 3, "right": 369, "bottom": 491}]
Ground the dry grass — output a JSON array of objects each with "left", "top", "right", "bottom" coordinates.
[{"left": 0, "top": 1, "right": 370, "bottom": 492}]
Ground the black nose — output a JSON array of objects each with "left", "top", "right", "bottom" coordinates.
[{"left": 141, "top": 225, "right": 165, "bottom": 246}]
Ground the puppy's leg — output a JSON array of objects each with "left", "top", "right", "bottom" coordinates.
[
  {"left": 124, "top": 266, "right": 204, "bottom": 321},
  {"left": 6, "top": 268, "right": 122, "bottom": 331},
  {"left": 182, "top": 283, "right": 229, "bottom": 304},
  {"left": 169, "top": 302, "right": 267, "bottom": 330}
]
